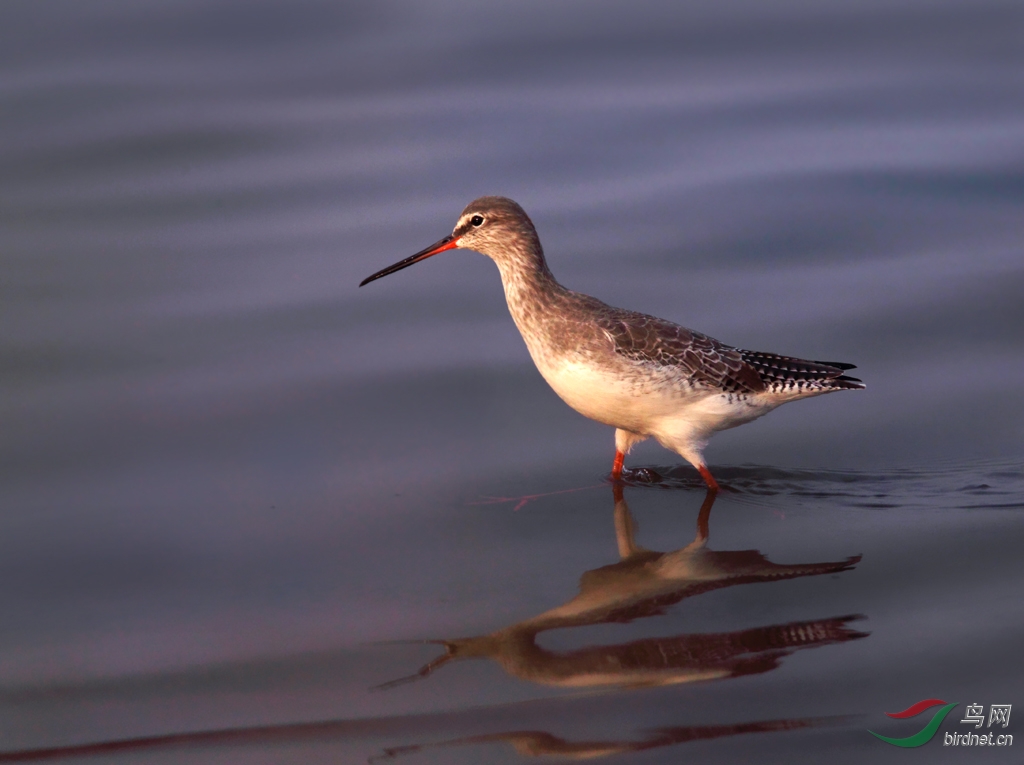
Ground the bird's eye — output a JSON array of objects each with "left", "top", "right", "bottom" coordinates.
[{"left": 470, "top": 215, "right": 484, "bottom": 227}]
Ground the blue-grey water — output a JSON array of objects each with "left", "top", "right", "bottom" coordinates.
[{"left": 2, "top": 1, "right": 1022, "bottom": 762}]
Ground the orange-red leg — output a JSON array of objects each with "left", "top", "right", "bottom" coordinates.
[
  {"left": 612, "top": 450, "right": 625, "bottom": 479},
  {"left": 698, "top": 465, "right": 720, "bottom": 492}
]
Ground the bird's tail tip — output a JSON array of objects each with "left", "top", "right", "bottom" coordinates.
[{"left": 834, "top": 375, "right": 866, "bottom": 390}]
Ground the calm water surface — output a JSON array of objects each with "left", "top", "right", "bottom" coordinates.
[{"left": 1, "top": 1, "right": 1022, "bottom": 762}]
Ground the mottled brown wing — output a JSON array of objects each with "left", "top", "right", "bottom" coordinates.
[{"left": 596, "top": 310, "right": 765, "bottom": 393}]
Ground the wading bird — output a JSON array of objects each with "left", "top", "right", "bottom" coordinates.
[{"left": 360, "top": 197, "right": 864, "bottom": 490}]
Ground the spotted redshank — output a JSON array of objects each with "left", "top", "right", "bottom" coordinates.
[{"left": 360, "top": 197, "right": 864, "bottom": 490}]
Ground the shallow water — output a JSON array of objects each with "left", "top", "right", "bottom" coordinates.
[{"left": 1, "top": 0, "right": 1022, "bottom": 762}]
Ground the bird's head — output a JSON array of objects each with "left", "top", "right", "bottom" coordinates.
[{"left": 359, "top": 196, "right": 542, "bottom": 287}]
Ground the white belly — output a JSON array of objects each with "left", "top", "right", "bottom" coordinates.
[
  {"left": 536, "top": 358, "right": 779, "bottom": 445},
  {"left": 537, "top": 359, "right": 690, "bottom": 429}
]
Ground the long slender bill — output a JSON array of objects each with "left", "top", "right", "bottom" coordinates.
[{"left": 359, "top": 235, "right": 459, "bottom": 287}]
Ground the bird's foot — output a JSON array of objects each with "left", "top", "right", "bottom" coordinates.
[{"left": 611, "top": 466, "right": 664, "bottom": 485}]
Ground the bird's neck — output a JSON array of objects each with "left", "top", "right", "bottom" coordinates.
[{"left": 492, "top": 240, "right": 567, "bottom": 326}]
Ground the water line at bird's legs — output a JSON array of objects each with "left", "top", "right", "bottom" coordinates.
[
  {"left": 612, "top": 450, "right": 625, "bottom": 479},
  {"left": 698, "top": 465, "right": 720, "bottom": 493}
]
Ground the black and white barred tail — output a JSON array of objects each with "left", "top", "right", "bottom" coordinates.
[{"left": 739, "top": 350, "right": 866, "bottom": 394}]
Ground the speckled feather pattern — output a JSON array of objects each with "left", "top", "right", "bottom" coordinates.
[{"left": 452, "top": 200, "right": 863, "bottom": 404}]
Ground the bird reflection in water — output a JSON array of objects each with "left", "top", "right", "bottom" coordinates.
[
  {"left": 371, "top": 717, "right": 831, "bottom": 762},
  {"left": 0, "top": 488, "right": 865, "bottom": 765},
  {"left": 381, "top": 486, "right": 866, "bottom": 691},
  {"left": 372, "top": 485, "right": 864, "bottom": 760}
]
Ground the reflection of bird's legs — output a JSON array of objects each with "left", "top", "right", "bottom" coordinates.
[
  {"left": 612, "top": 483, "right": 717, "bottom": 557},
  {"left": 612, "top": 483, "right": 645, "bottom": 559},
  {"left": 693, "top": 487, "right": 717, "bottom": 545}
]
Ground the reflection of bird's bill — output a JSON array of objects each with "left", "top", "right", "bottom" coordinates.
[
  {"left": 376, "top": 485, "right": 865, "bottom": 691},
  {"left": 370, "top": 716, "right": 848, "bottom": 762},
  {"left": 372, "top": 644, "right": 456, "bottom": 691}
]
